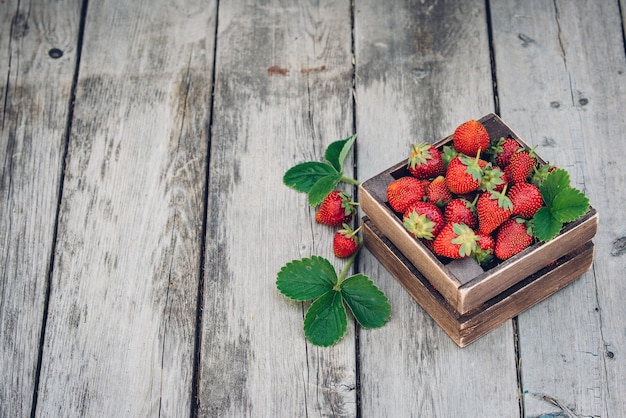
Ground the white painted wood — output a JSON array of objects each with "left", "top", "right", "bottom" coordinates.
[
  {"left": 354, "top": 1, "right": 519, "bottom": 416},
  {"left": 34, "top": 1, "right": 216, "bottom": 416},
  {"left": 0, "top": 1, "right": 79, "bottom": 416},
  {"left": 197, "top": 1, "right": 358, "bottom": 416},
  {"left": 491, "top": 0, "right": 626, "bottom": 415}
]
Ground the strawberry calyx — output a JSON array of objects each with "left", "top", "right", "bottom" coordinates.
[
  {"left": 408, "top": 142, "right": 433, "bottom": 168},
  {"left": 458, "top": 152, "right": 484, "bottom": 182},
  {"left": 449, "top": 223, "right": 480, "bottom": 257},
  {"left": 480, "top": 164, "right": 505, "bottom": 191},
  {"left": 404, "top": 211, "right": 438, "bottom": 240},
  {"left": 488, "top": 184, "right": 513, "bottom": 211}
]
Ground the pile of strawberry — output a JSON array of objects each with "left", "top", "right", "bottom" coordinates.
[{"left": 386, "top": 119, "right": 558, "bottom": 267}]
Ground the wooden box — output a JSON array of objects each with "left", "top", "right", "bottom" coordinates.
[
  {"left": 359, "top": 113, "right": 598, "bottom": 346},
  {"left": 362, "top": 217, "right": 595, "bottom": 347}
]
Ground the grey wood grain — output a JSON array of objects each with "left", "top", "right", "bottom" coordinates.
[
  {"left": 197, "top": 1, "right": 357, "bottom": 416},
  {"left": 34, "top": 1, "right": 216, "bottom": 416},
  {"left": 0, "top": 1, "right": 79, "bottom": 416},
  {"left": 354, "top": 0, "right": 519, "bottom": 416},
  {"left": 491, "top": 0, "right": 626, "bottom": 415}
]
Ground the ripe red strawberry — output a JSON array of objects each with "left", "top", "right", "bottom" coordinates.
[
  {"left": 495, "top": 218, "right": 533, "bottom": 260},
  {"left": 445, "top": 154, "right": 486, "bottom": 195},
  {"left": 443, "top": 197, "right": 477, "bottom": 229},
  {"left": 491, "top": 136, "right": 521, "bottom": 167},
  {"left": 453, "top": 120, "right": 490, "bottom": 157},
  {"left": 426, "top": 175, "right": 453, "bottom": 206},
  {"left": 315, "top": 190, "right": 358, "bottom": 226},
  {"left": 508, "top": 182, "right": 543, "bottom": 219},
  {"left": 505, "top": 149, "right": 537, "bottom": 184},
  {"left": 476, "top": 187, "right": 513, "bottom": 234},
  {"left": 472, "top": 231, "right": 495, "bottom": 266},
  {"left": 403, "top": 201, "right": 444, "bottom": 240},
  {"left": 407, "top": 142, "right": 445, "bottom": 179},
  {"left": 433, "top": 222, "right": 479, "bottom": 259},
  {"left": 333, "top": 224, "right": 362, "bottom": 258},
  {"left": 387, "top": 176, "right": 426, "bottom": 213}
]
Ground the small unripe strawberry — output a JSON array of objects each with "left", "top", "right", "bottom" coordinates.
[{"left": 315, "top": 191, "right": 358, "bottom": 226}]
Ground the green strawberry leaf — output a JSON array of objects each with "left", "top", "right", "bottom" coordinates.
[
  {"left": 307, "top": 172, "right": 344, "bottom": 206},
  {"left": 540, "top": 168, "right": 571, "bottom": 207},
  {"left": 276, "top": 256, "right": 337, "bottom": 301},
  {"left": 283, "top": 161, "right": 339, "bottom": 193},
  {"left": 532, "top": 206, "right": 563, "bottom": 242},
  {"left": 303, "top": 290, "right": 348, "bottom": 347},
  {"left": 551, "top": 187, "right": 589, "bottom": 223},
  {"left": 325, "top": 134, "right": 356, "bottom": 172},
  {"left": 341, "top": 274, "right": 391, "bottom": 329}
]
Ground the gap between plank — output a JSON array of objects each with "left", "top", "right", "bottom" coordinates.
[
  {"left": 190, "top": 0, "right": 221, "bottom": 417},
  {"left": 484, "top": 1, "right": 524, "bottom": 416},
  {"left": 30, "top": 0, "right": 90, "bottom": 416},
  {"left": 350, "top": 0, "right": 363, "bottom": 416}
]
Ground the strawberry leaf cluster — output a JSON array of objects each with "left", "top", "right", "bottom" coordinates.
[
  {"left": 276, "top": 255, "right": 390, "bottom": 347},
  {"left": 279, "top": 136, "right": 391, "bottom": 347},
  {"left": 283, "top": 135, "right": 359, "bottom": 206},
  {"left": 533, "top": 169, "right": 589, "bottom": 241}
]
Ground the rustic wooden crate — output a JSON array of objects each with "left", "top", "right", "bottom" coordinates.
[
  {"left": 362, "top": 217, "right": 595, "bottom": 347},
  {"left": 359, "top": 113, "right": 599, "bottom": 315}
]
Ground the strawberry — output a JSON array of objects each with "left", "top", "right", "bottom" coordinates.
[
  {"left": 508, "top": 182, "right": 543, "bottom": 219},
  {"left": 505, "top": 149, "right": 537, "bottom": 184},
  {"left": 315, "top": 190, "right": 358, "bottom": 226},
  {"left": 387, "top": 176, "right": 426, "bottom": 213},
  {"left": 472, "top": 231, "right": 495, "bottom": 266},
  {"left": 333, "top": 224, "right": 362, "bottom": 258},
  {"left": 491, "top": 136, "right": 521, "bottom": 167},
  {"left": 426, "top": 175, "right": 453, "bottom": 206},
  {"left": 495, "top": 217, "right": 533, "bottom": 260},
  {"left": 443, "top": 197, "right": 477, "bottom": 229},
  {"left": 445, "top": 154, "right": 486, "bottom": 195},
  {"left": 403, "top": 201, "right": 444, "bottom": 240},
  {"left": 476, "top": 186, "right": 513, "bottom": 234},
  {"left": 453, "top": 119, "right": 490, "bottom": 157},
  {"left": 433, "top": 222, "right": 479, "bottom": 259},
  {"left": 407, "top": 142, "right": 445, "bottom": 179}
]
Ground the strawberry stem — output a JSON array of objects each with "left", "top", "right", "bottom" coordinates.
[
  {"left": 334, "top": 246, "right": 361, "bottom": 290},
  {"left": 341, "top": 176, "right": 361, "bottom": 186}
]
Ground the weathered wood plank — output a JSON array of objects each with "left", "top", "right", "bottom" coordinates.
[
  {"left": 491, "top": 0, "right": 626, "bottom": 415},
  {"left": 34, "top": 1, "right": 216, "bottom": 416},
  {"left": 197, "top": 1, "right": 357, "bottom": 416},
  {"left": 0, "top": 1, "right": 79, "bottom": 416},
  {"left": 354, "top": 0, "right": 519, "bottom": 416}
]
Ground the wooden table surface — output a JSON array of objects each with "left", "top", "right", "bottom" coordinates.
[{"left": 2, "top": 1, "right": 625, "bottom": 416}]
